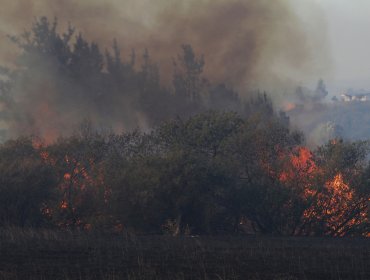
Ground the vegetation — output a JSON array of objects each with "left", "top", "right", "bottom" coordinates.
[
  {"left": 0, "top": 17, "right": 369, "bottom": 238},
  {"left": 0, "top": 110, "right": 368, "bottom": 237}
]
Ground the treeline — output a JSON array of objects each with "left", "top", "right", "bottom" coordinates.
[
  {"left": 0, "top": 110, "right": 369, "bottom": 236},
  {"left": 0, "top": 17, "right": 264, "bottom": 139}
]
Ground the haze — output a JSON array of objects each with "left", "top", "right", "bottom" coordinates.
[{"left": 313, "top": 0, "right": 370, "bottom": 93}]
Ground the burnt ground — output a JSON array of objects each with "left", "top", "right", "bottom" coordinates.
[{"left": 0, "top": 229, "right": 369, "bottom": 280}]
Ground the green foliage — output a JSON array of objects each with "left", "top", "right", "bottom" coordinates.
[
  {"left": 315, "top": 139, "right": 369, "bottom": 180},
  {"left": 0, "top": 112, "right": 368, "bottom": 236},
  {"left": 221, "top": 115, "right": 304, "bottom": 234}
]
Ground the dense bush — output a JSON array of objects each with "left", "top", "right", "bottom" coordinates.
[
  {"left": 0, "top": 138, "right": 56, "bottom": 227},
  {"left": 0, "top": 111, "right": 368, "bottom": 236}
]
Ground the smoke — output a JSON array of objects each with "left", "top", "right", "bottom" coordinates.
[
  {"left": 0, "top": 0, "right": 330, "bottom": 86},
  {"left": 288, "top": 96, "right": 370, "bottom": 147},
  {"left": 0, "top": 0, "right": 331, "bottom": 141}
]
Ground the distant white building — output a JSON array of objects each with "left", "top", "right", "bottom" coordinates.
[{"left": 340, "top": 92, "right": 370, "bottom": 102}]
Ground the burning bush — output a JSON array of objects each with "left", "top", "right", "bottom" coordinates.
[{"left": 0, "top": 112, "right": 368, "bottom": 236}]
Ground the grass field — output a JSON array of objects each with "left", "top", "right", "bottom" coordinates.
[{"left": 0, "top": 229, "right": 369, "bottom": 280}]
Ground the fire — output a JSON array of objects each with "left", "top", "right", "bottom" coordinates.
[
  {"left": 279, "top": 146, "right": 316, "bottom": 187},
  {"left": 63, "top": 173, "right": 71, "bottom": 180},
  {"left": 282, "top": 102, "right": 296, "bottom": 112},
  {"left": 277, "top": 145, "right": 369, "bottom": 236},
  {"left": 31, "top": 135, "right": 369, "bottom": 235},
  {"left": 328, "top": 173, "right": 352, "bottom": 199},
  {"left": 302, "top": 173, "right": 365, "bottom": 236},
  {"left": 32, "top": 140, "right": 110, "bottom": 229},
  {"left": 291, "top": 147, "right": 313, "bottom": 170},
  {"left": 60, "top": 200, "right": 68, "bottom": 209},
  {"left": 39, "top": 151, "right": 49, "bottom": 161}
]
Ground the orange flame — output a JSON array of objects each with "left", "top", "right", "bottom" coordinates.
[
  {"left": 279, "top": 146, "right": 316, "bottom": 186},
  {"left": 60, "top": 200, "right": 68, "bottom": 209},
  {"left": 278, "top": 146, "right": 368, "bottom": 236}
]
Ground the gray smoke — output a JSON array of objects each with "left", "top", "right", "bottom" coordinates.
[
  {"left": 286, "top": 83, "right": 370, "bottom": 147},
  {"left": 0, "top": 0, "right": 331, "bottom": 141}
]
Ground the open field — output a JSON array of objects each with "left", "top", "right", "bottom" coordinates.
[{"left": 0, "top": 229, "right": 369, "bottom": 280}]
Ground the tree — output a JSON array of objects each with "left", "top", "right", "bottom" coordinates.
[
  {"left": 137, "top": 49, "right": 173, "bottom": 126},
  {"left": 222, "top": 114, "right": 304, "bottom": 234},
  {"left": 102, "top": 130, "right": 167, "bottom": 232},
  {"left": 9, "top": 17, "right": 74, "bottom": 69},
  {"left": 173, "top": 44, "right": 206, "bottom": 102},
  {"left": 44, "top": 122, "right": 108, "bottom": 229},
  {"left": 313, "top": 79, "right": 328, "bottom": 101},
  {"left": 172, "top": 45, "right": 208, "bottom": 117},
  {"left": 70, "top": 34, "right": 104, "bottom": 81},
  {"left": 208, "top": 84, "right": 241, "bottom": 112},
  {"left": 152, "top": 112, "right": 244, "bottom": 234},
  {"left": 300, "top": 140, "right": 370, "bottom": 236},
  {"left": 105, "top": 112, "right": 244, "bottom": 234}
]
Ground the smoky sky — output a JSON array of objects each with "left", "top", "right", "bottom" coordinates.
[
  {"left": 0, "top": 0, "right": 330, "bottom": 92},
  {"left": 0, "top": 0, "right": 331, "bottom": 142},
  {"left": 313, "top": 0, "right": 370, "bottom": 92}
]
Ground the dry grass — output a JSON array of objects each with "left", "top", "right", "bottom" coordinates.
[{"left": 0, "top": 228, "right": 369, "bottom": 279}]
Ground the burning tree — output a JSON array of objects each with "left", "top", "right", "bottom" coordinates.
[
  {"left": 269, "top": 139, "right": 370, "bottom": 236},
  {"left": 300, "top": 140, "right": 370, "bottom": 236},
  {"left": 38, "top": 123, "right": 110, "bottom": 229}
]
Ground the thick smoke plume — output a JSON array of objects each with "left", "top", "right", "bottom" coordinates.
[
  {"left": 0, "top": 0, "right": 330, "bottom": 141},
  {"left": 0, "top": 0, "right": 328, "bottom": 87}
]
